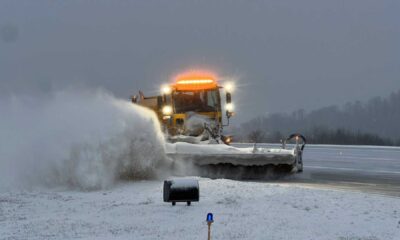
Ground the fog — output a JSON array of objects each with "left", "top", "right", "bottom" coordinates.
[{"left": 1, "top": 0, "right": 399, "bottom": 123}]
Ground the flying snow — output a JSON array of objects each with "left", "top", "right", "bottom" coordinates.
[{"left": 0, "top": 89, "right": 167, "bottom": 190}]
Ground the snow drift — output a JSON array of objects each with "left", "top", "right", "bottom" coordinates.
[{"left": 0, "top": 89, "right": 167, "bottom": 190}]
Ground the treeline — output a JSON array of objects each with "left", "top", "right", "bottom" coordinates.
[
  {"left": 243, "top": 127, "right": 400, "bottom": 146},
  {"left": 236, "top": 89, "right": 400, "bottom": 146}
]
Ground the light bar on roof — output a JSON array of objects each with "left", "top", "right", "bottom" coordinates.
[
  {"left": 173, "top": 71, "right": 218, "bottom": 90},
  {"left": 174, "top": 78, "right": 217, "bottom": 91},
  {"left": 176, "top": 79, "right": 215, "bottom": 85}
]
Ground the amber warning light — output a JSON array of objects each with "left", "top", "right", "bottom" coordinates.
[
  {"left": 176, "top": 79, "right": 215, "bottom": 85},
  {"left": 174, "top": 72, "right": 218, "bottom": 91}
]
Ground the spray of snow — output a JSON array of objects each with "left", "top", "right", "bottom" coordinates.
[
  {"left": 0, "top": 88, "right": 167, "bottom": 191},
  {"left": 184, "top": 112, "right": 212, "bottom": 136}
]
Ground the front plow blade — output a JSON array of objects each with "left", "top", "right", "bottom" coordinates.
[{"left": 166, "top": 142, "right": 303, "bottom": 178}]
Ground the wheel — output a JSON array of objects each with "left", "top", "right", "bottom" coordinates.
[
  {"left": 187, "top": 201, "right": 191, "bottom": 206},
  {"left": 172, "top": 202, "right": 176, "bottom": 206}
]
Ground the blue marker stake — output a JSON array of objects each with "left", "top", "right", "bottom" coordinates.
[
  {"left": 207, "top": 213, "right": 214, "bottom": 223},
  {"left": 207, "top": 213, "right": 214, "bottom": 240}
]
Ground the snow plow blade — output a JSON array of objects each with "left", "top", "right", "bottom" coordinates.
[
  {"left": 166, "top": 133, "right": 306, "bottom": 178},
  {"left": 166, "top": 144, "right": 297, "bottom": 166}
]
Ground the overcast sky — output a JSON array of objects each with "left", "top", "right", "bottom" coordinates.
[{"left": 1, "top": 0, "right": 399, "bottom": 123}]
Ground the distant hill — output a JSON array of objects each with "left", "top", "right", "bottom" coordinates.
[{"left": 238, "top": 89, "right": 400, "bottom": 145}]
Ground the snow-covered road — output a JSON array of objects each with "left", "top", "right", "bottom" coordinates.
[
  {"left": 234, "top": 144, "right": 400, "bottom": 197},
  {"left": 1, "top": 178, "right": 400, "bottom": 240}
]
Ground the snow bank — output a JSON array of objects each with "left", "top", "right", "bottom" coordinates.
[{"left": 0, "top": 89, "right": 167, "bottom": 190}]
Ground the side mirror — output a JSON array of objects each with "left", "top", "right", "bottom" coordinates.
[
  {"left": 226, "top": 93, "right": 232, "bottom": 104},
  {"left": 131, "top": 95, "right": 137, "bottom": 103},
  {"left": 157, "top": 96, "right": 163, "bottom": 109}
]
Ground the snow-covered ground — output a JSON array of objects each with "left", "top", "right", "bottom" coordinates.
[
  {"left": 1, "top": 178, "right": 399, "bottom": 240},
  {"left": 1, "top": 92, "right": 399, "bottom": 239}
]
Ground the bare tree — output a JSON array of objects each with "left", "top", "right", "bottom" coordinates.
[{"left": 248, "top": 130, "right": 266, "bottom": 143}]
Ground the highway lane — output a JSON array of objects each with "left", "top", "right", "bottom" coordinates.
[{"left": 234, "top": 144, "right": 400, "bottom": 197}]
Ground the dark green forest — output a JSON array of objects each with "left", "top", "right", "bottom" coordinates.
[{"left": 238, "top": 89, "right": 400, "bottom": 146}]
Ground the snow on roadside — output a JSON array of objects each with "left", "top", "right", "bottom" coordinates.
[{"left": 1, "top": 178, "right": 399, "bottom": 240}]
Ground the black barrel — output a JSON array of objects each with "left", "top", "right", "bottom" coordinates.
[{"left": 163, "top": 179, "right": 199, "bottom": 206}]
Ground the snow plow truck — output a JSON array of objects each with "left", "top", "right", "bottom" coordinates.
[{"left": 131, "top": 71, "right": 305, "bottom": 177}]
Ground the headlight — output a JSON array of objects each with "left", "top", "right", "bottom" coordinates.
[
  {"left": 225, "top": 103, "right": 234, "bottom": 112},
  {"left": 161, "top": 85, "right": 171, "bottom": 95},
  {"left": 162, "top": 105, "right": 173, "bottom": 115},
  {"left": 224, "top": 82, "right": 235, "bottom": 93}
]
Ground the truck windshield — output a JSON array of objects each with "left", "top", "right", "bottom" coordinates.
[{"left": 173, "top": 89, "right": 219, "bottom": 113}]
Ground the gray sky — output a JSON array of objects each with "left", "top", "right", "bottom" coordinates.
[{"left": 1, "top": 0, "right": 399, "bottom": 123}]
